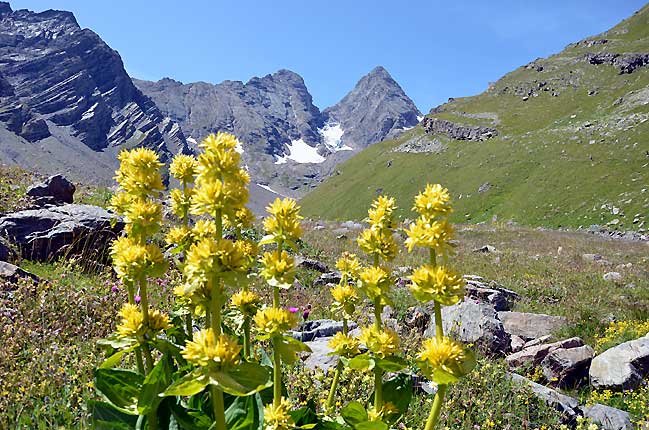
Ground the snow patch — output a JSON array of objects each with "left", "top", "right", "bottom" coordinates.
[
  {"left": 234, "top": 141, "right": 244, "bottom": 154},
  {"left": 417, "top": 115, "right": 424, "bottom": 122},
  {"left": 318, "top": 122, "right": 352, "bottom": 152},
  {"left": 187, "top": 137, "right": 198, "bottom": 145},
  {"left": 81, "top": 102, "right": 99, "bottom": 120},
  {"left": 274, "top": 138, "right": 325, "bottom": 164},
  {"left": 257, "top": 183, "right": 279, "bottom": 195}
]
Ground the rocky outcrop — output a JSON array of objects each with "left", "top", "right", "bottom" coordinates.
[
  {"left": 0, "top": 261, "right": 39, "bottom": 284},
  {"left": 506, "top": 337, "right": 584, "bottom": 369},
  {"left": 26, "top": 175, "right": 75, "bottom": 205},
  {"left": 0, "top": 2, "right": 188, "bottom": 183},
  {"left": 584, "top": 52, "right": 649, "bottom": 74},
  {"left": 290, "top": 319, "right": 356, "bottom": 342},
  {"left": 0, "top": 204, "right": 123, "bottom": 261},
  {"left": 464, "top": 275, "right": 520, "bottom": 311},
  {"left": 498, "top": 311, "right": 568, "bottom": 340},
  {"left": 589, "top": 334, "right": 649, "bottom": 390},
  {"left": 424, "top": 298, "right": 510, "bottom": 354},
  {"left": 579, "top": 404, "right": 634, "bottom": 430},
  {"left": 421, "top": 117, "right": 498, "bottom": 141},
  {"left": 541, "top": 345, "right": 594, "bottom": 388}
]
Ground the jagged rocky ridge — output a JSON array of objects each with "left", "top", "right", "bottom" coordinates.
[
  {"left": 0, "top": 2, "right": 188, "bottom": 183},
  {"left": 134, "top": 66, "right": 421, "bottom": 195}
]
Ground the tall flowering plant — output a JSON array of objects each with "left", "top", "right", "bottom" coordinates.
[{"left": 92, "top": 131, "right": 473, "bottom": 430}]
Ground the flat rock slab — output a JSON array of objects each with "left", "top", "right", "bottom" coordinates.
[
  {"left": 425, "top": 298, "right": 510, "bottom": 354},
  {"left": 290, "top": 319, "right": 357, "bottom": 342},
  {"left": 0, "top": 261, "right": 39, "bottom": 285},
  {"left": 589, "top": 334, "right": 649, "bottom": 391},
  {"left": 507, "top": 337, "right": 584, "bottom": 369},
  {"left": 509, "top": 373, "right": 579, "bottom": 417},
  {"left": 498, "top": 311, "right": 568, "bottom": 340},
  {"left": 0, "top": 204, "right": 123, "bottom": 261},
  {"left": 541, "top": 345, "right": 594, "bottom": 387},
  {"left": 303, "top": 337, "right": 338, "bottom": 371},
  {"left": 579, "top": 404, "right": 634, "bottom": 430}
]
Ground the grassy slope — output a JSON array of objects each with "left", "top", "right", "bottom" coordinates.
[{"left": 301, "top": 6, "right": 649, "bottom": 229}]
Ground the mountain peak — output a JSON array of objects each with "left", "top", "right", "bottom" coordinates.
[
  {"left": 368, "top": 65, "right": 390, "bottom": 76},
  {"left": 0, "top": 2, "right": 12, "bottom": 15}
]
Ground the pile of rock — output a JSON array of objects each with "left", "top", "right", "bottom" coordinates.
[{"left": 0, "top": 175, "right": 123, "bottom": 262}]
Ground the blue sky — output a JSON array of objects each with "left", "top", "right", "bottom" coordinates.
[{"left": 10, "top": 1, "right": 647, "bottom": 112}]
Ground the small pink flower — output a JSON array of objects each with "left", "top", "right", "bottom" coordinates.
[
  {"left": 111, "top": 285, "right": 119, "bottom": 293},
  {"left": 287, "top": 307, "right": 299, "bottom": 313},
  {"left": 134, "top": 295, "right": 141, "bottom": 304}
]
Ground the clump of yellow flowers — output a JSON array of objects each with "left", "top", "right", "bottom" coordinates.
[
  {"left": 99, "top": 130, "right": 474, "bottom": 430},
  {"left": 405, "top": 184, "right": 476, "bottom": 430}
]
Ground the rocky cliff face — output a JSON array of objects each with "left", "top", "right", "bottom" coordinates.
[{"left": 0, "top": 2, "right": 188, "bottom": 183}]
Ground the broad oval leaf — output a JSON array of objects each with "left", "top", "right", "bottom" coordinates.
[
  {"left": 356, "top": 421, "right": 388, "bottom": 430},
  {"left": 210, "top": 362, "right": 272, "bottom": 396},
  {"left": 340, "top": 401, "right": 368, "bottom": 426},
  {"left": 94, "top": 368, "right": 143, "bottom": 414},
  {"left": 347, "top": 354, "right": 374, "bottom": 371},
  {"left": 375, "top": 356, "right": 407, "bottom": 372},
  {"left": 161, "top": 369, "right": 209, "bottom": 397}
]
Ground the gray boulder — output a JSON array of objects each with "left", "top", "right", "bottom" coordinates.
[
  {"left": 507, "top": 337, "right": 584, "bottom": 369},
  {"left": 425, "top": 298, "right": 510, "bottom": 354},
  {"left": 510, "top": 335, "right": 526, "bottom": 353},
  {"left": 313, "top": 271, "right": 342, "bottom": 287},
  {"left": 0, "top": 204, "right": 124, "bottom": 261},
  {"left": 498, "top": 311, "right": 568, "bottom": 340},
  {"left": 295, "top": 256, "right": 328, "bottom": 273},
  {"left": 589, "top": 334, "right": 649, "bottom": 390},
  {"left": 303, "top": 337, "right": 338, "bottom": 371},
  {"left": 578, "top": 404, "right": 634, "bottom": 430},
  {"left": 0, "top": 261, "right": 39, "bottom": 284},
  {"left": 464, "top": 275, "right": 520, "bottom": 311},
  {"left": 541, "top": 345, "right": 594, "bottom": 387},
  {"left": 26, "top": 175, "right": 76, "bottom": 205},
  {"left": 509, "top": 373, "right": 579, "bottom": 418},
  {"left": 291, "top": 319, "right": 357, "bottom": 342}
]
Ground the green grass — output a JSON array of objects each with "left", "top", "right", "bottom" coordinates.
[{"left": 301, "top": 6, "right": 649, "bottom": 230}]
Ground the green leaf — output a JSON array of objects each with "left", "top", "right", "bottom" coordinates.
[
  {"left": 375, "top": 356, "right": 407, "bottom": 372},
  {"left": 170, "top": 402, "right": 212, "bottom": 430},
  {"left": 209, "top": 362, "right": 272, "bottom": 396},
  {"left": 276, "top": 336, "right": 312, "bottom": 364},
  {"left": 137, "top": 355, "right": 171, "bottom": 415},
  {"left": 340, "top": 401, "right": 368, "bottom": 427},
  {"left": 225, "top": 393, "right": 264, "bottom": 430},
  {"left": 347, "top": 354, "right": 374, "bottom": 371},
  {"left": 89, "top": 400, "right": 138, "bottom": 430},
  {"left": 258, "top": 235, "right": 276, "bottom": 246},
  {"left": 100, "top": 345, "right": 138, "bottom": 369},
  {"left": 290, "top": 400, "right": 320, "bottom": 427},
  {"left": 162, "top": 369, "right": 210, "bottom": 397},
  {"left": 382, "top": 374, "right": 413, "bottom": 423},
  {"left": 356, "top": 421, "right": 388, "bottom": 430},
  {"left": 94, "top": 368, "right": 143, "bottom": 414}
]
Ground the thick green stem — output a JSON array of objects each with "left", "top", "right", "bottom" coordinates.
[
  {"left": 434, "top": 302, "right": 443, "bottom": 340},
  {"left": 138, "top": 277, "right": 157, "bottom": 430},
  {"left": 211, "top": 278, "right": 222, "bottom": 335},
  {"left": 272, "top": 336, "right": 282, "bottom": 407},
  {"left": 371, "top": 253, "right": 384, "bottom": 412},
  {"left": 243, "top": 318, "right": 251, "bottom": 360},
  {"left": 424, "top": 385, "right": 447, "bottom": 430},
  {"left": 125, "top": 280, "right": 144, "bottom": 373},
  {"left": 325, "top": 361, "right": 344, "bottom": 412},
  {"left": 185, "top": 313, "right": 193, "bottom": 338},
  {"left": 211, "top": 385, "right": 226, "bottom": 430}
]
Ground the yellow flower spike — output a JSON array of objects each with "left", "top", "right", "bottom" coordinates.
[
  {"left": 109, "top": 192, "right": 134, "bottom": 216},
  {"left": 328, "top": 332, "right": 360, "bottom": 358},
  {"left": 335, "top": 252, "right": 361, "bottom": 279},
  {"left": 254, "top": 307, "right": 297, "bottom": 339},
  {"left": 412, "top": 184, "right": 452, "bottom": 218},
  {"left": 116, "top": 303, "right": 170, "bottom": 339},
  {"left": 114, "top": 148, "right": 164, "bottom": 196},
  {"left": 192, "top": 219, "right": 217, "bottom": 241},
  {"left": 417, "top": 337, "right": 475, "bottom": 384},
  {"left": 170, "top": 188, "right": 193, "bottom": 219},
  {"left": 408, "top": 265, "right": 465, "bottom": 305},
  {"left": 195, "top": 133, "right": 242, "bottom": 180},
  {"left": 181, "top": 329, "right": 242, "bottom": 369},
  {"left": 330, "top": 283, "right": 359, "bottom": 316},
  {"left": 259, "top": 250, "right": 295, "bottom": 289},
  {"left": 224, "top": 207, "right": 256, "bottom": 231},
  {"left": 357, "top": 265, "right": 392, "bottom": 303},
  {"left": 231, "top": 290, "right": 260, "bottom": 316},
  {"left": 165, "top": 226, "right": 192, "bottom": 247},
  {"left": 357, "top": 228, "right": 398, "bottom": 261},
  {"left": 169, "top": 154, "right": 198, "bottom": 183},
  {"left": 359, "top": 326, "right": 400, "bottom": 359},
  {"left": 366, "top": 195, "right": 397, "bottom": 231},
  {"left": 403, "top": 217, "right": 454, "bottom": 254},
  {"left": 124, "top": 199, "right": 163, "bottom": 239},
  {"left": 183, "top": 238, "right": 248, "bottom": 293},
  {"left": 111, "top": 237, "right": 167, "bottom": 282},
  {"left": 262, "top": 198, "right": 303, "bottom": 242},
  {"left": 263, "top": 398, "right": 294, "bottom": 430}
]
